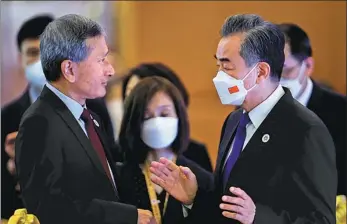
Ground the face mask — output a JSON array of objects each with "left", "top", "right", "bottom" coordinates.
[
  {"left": 280, "top": 62, "right": 306, "bottom": 99},
  {"left": 212, "top": 64, "right": 258, "bottom": 105},
  {"left": 25, "top": 60, "right": 47, "bottom": 90},
  {"left": 141, "top": 117, "right": 178, "bottom": 149}
]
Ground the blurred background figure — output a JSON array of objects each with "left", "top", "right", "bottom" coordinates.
[
  {"left": 278, "top": 23, "right": 346, "bottom": 196},
  {"left": 119, "top": 63, "right": 213, "bottom": 172},
  {"left": 1, "top": 14, "right": 115, "bottom": 220},
  {"left": 116, "top": 76, "right": 213, "bottom": 224}
]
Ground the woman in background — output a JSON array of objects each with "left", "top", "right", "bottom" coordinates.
[
  {"left": 121, "top": 63, "right": 213, "bottom": 172},
  {"left": 116, "top": 77, "right": 213, "bottom": 224}
]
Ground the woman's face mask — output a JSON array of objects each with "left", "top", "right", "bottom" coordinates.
[
  {"left": 141, "top": 91, "right": 179, "bottom": 150},
  {"left": 141, "top": 117, "right": 178, "bottom": 149}
]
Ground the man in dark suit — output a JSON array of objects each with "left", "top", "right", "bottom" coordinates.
[
  {"left": 149, "top": 14, "right": 337, "bottom": 224},
  {"left": 278, "top": 23, "right": 346, "bottom": 196},
  {"left": 15, "top": 14, "right": 154, "bottom": 224},
  {"left": 1, "top": 15, "right": 116, "bottom": 220}
]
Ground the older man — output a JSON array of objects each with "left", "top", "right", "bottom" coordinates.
[
  {"left": 15, "top": 14, "right": 153, "bottom": 224},
  {"left": 150, "top": 14, "right": 337, "bottom": 224}
]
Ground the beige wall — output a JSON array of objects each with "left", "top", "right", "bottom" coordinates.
[{"left": 114, "top": 1, "right": 346, "bottom": 168}]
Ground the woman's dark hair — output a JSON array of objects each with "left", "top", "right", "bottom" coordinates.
[
  {"left": 119, "top": 76, "right": 190, "bottom": 164},
  {"left": 121, "top": 62, "right": 190, "bottom": 107}
]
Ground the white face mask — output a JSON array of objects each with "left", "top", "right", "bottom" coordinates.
[
  {"left": 25, "top": 60, "right": 47, "bottom": 90},
  {"left": 212, "top": 64, "right": 258, "bottom": 106},
  {"left": 280, "top": 62, "right": 306, "bottom": 99},
  {"left": 141, "top": 117, "right": 178, "bottom": 150}
]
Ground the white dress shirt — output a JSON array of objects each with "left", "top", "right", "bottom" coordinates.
[
  {"left": 296, "top": 78, "right": 313, "bottom": 107},
  {"left": 223, "top": 85, "right": 285, "bottom": 168}
]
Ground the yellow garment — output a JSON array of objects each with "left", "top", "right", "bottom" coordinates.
[
  {"left": 336, "top": 195, "right": 346, "bottom": 224},
  {"left": 7, "top": 209, "right": 39, "bottom": 224}
]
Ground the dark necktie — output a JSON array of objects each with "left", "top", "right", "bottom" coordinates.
[
  {"left": 222, "top": 112, "right": 251, "bottom": 188},
  {"left": 81, "top": 108, "right": 114, "bottom": 186}
]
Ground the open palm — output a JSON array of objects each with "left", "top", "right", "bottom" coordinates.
[{"left": 149, "top": 157, "right": 198, "bottom": 205}]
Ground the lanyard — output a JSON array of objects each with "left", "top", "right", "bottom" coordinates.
[{"left": 143, "top": 157, "right": 176, "bottom": 224}]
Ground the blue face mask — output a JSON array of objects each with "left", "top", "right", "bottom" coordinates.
[{"left": 25, "top": 60, "right": 47, "bottom": 90}]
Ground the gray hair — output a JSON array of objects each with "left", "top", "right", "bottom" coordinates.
[
  {"left": 40, "top": 14, "right": 105, "bottom": 81},
  {"left": 220, "top": 14, "right": 285, "bottom": 80}
]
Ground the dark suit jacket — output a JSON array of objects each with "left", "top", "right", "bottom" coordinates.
[
  {"left": 307, "top": 81, "right": 346, "bottom": 195},
  {"left": 188, "top": 88, "right": 337, "bottom": 224},
  {"left": 1, "top": 88, "right": 116, "bottom": 219},
  {"left": 115, "top": 155, "right": 214, "bottom": 224},
  {"left": 183, "top": 139, "right": 213, "bottom": 172},
  {"left": 14, "top": 87, "right": 137, "bottom": 224}
]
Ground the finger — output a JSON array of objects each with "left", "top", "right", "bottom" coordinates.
[
  {"left": 149, "top": 166, "right": 169, "bottom": 181},
  {"left": 230, "top": 187, "right": 249, "bottom": 200},
  {"left": 220, "top": 203, "right": 245, "bottom": 215},
  {"left": 159, "top": 157, "right": 179, "bottom": 171},
  {"left": 7, "top": 159, "right": 16, "bottom": 175},
  {"left": 222, "top": 211, "right": 247, "bottom": 223},
  {"left": 4, "top": 144, "right": 15, "bottom": 158},
  {"left": 221, "top": 195, "right": 245, "bottom": 207},
  {"left": 150, "top": 173, "right": 165, "bottom": 187},
  {"left": 5, "top": 132, "right": 18, "bottom": 146},
  {"left": 150, "top": 161, "right": 173, "bottom": 177}
]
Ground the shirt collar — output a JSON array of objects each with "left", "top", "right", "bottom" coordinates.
[
  {"left": 28, "top": 85, "right": 43, "bottom": 103},
  {"left": 247, "top": 84, "right": 285, "bottom": 129},
  {"left": 296, "top": 78, "right": 313, "bottom": 107},
  {"left": 46, "top": 83, "right": 84, "bottom": 120}
]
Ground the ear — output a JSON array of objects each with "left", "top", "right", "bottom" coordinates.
[
  {"left": 256, "top": 62, "right": 271, "bottom": 83},
  {"left": 61, "top": 60, "right": 76, "bottom": 83},
  {"left": 304, "top": 57, "right": 314, "bottom": 77}
]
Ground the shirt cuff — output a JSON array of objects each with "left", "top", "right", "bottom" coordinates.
[{"left": 182, "top": 203, "right": 194, "bottom": 217}]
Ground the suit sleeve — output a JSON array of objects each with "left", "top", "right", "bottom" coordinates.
[
  {"left": 15, "top": 115, "right": 138, "bottom": 224},
  {"left": 254, "top": 124, "right": 337, "bottom": 224}
]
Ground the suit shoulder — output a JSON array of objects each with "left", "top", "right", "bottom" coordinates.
[
  {"left": 1, "top": 98, "right": 24, "bottom": 117},
  {"left": 290, "top": 100, "right": 328, "bottom": 130},
  {"left": 320, "top": 88, "right": 346, "bottom": 110},
  {"left": 188, "top": 139, "right": 207, "bottom": 150},
  {"left": 20, "top": 99, "right": 54, "bottom": 125}
]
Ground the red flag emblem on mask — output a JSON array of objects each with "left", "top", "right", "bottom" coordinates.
[{"left": 228, "top": 86, "right": 239, "bottom": 94}]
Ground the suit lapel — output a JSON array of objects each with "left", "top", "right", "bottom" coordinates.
[
  {"left": 92, "top": 114, "right": 120, "bottom": 197},
  {"left": 215, "top": 110, "right": 243, "bottom": 179},
  {"left": 306, "top": 81, "right": 322, "bottom": 111},
  {"left": 40, "top": 87, "right": 117, "bottom": 194}
]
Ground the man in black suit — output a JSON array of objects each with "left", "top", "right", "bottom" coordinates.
[
  {"left": 149, "top": 14, "right": 337, "bottom": 223},
  {"left": 15, "top": 14, "right": 154, "bottom": 224},
  {"left": 1, "top": 15, "right": 116, "bottom": 220},
  {"left": 278, "top": 23, "right": 346, "bottom": 196}
]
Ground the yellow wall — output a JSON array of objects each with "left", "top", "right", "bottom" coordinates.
[{"left": 114, "top": 1, "right": 346, "bottom": 168}]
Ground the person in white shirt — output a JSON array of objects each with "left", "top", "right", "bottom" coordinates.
[{"left": 279, "top": 23, "right": 346, "bottom": 196}]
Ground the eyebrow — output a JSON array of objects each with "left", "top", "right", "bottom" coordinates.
[
  {"left": 214, "top": 54, "right": 231, "bottom": 62},
  {"left": 145, "top": 105, "right": 173, "bottom": 111},
  {"left": 214, "top": 54, "right": 236, "bottom": 67}
]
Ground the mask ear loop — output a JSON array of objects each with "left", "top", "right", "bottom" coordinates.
[
  {"left": 296, "top": 62, "right": 306, "bottom": 81},
  {"left": 242, "top": 63, "right": 259, "bottom": 81},
  {"left": 243, "top": 63, "right": 259, "bottom": 92}
]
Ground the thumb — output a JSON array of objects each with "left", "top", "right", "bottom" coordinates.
[{"left": 179, "top": 166, "right": 194, "bottom": 180}]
